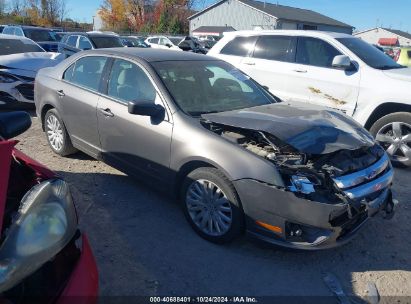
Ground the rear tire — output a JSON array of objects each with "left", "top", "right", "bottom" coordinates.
[
  {"left": 44, "top": 109, "right": 77, "bottom": 156},
  {"left": 181, "top": 167, "right": 244, "bottom": 244},
  {"left": 370, "top": 112, "right": 411, "bottom": 168}
]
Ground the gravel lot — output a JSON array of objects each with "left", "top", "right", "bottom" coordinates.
[{"left": 15, "top": 114, "right": 411, "bottom": 302}]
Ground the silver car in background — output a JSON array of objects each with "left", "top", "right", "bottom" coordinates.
[
  {"left": 0, "top": 34, "right": 64, "bottom": 108},
  {"left": 35, "top": 49, "right": 396, "bottom": 249}
]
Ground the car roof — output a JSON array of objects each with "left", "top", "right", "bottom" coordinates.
[
  {"left": 86, "top": 48, "right": 217, "bottom": 62},
  {"left": 0, "top": 33, "right": 33, "bottom": 41},
  {"left": 224, "top": 30, "right": 354, "bottom": 39},
  {"left": 6, "top": 25, "right": 52, "bottom": 30},
  {"left": 63, "top": 32, "right": 119, "bottom": 38}
]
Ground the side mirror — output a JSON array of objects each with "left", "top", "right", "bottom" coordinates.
[
  {"left": 332, "top": 55, "right": 352, "bottom": 70},
  {"left": 0, "top": 112, "right": 31, "bottom": 140},
  {"left": 128, "top": 101, "right": 165, "bottom": 118},
  {"left": 166, "top": 43, "right": 172, "bottom": 48}
]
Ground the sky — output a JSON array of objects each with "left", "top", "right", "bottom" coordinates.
[{"left": 67, "top": 0, "right": 411, "bottom": 33}]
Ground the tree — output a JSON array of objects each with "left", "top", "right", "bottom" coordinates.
[{"left": 100, "top": 0, "right": 128, "bottom": 30}]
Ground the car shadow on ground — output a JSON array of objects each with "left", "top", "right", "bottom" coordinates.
[{"left": 56, "top": 166, "right": 411, "bottom": 301}]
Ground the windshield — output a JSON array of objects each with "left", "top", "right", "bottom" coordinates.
[
  {"left": 23, "top": 29, "right": 56, "bottom": 42},
  {"left": 152, "top": 60, "right": 274, "bottom": 116},
  {"left": 168, "top": 37, "right": 182, "bottom": 45},
  {"left": 337, "top": 37, "right": 404, "bottom": 70},
  {"left": 125, "top": 37, "right": 149, "bottom": 47},
  {"left": 0, "top": 39, "right": 44, "bottom": 55},
  {"left": 90, "top": 36, "right": 123, "bottom": 48}
]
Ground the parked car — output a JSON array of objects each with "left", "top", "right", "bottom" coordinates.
[
  {"left": 208, "top": 30, "right": 411, "bottom": 167},
  {"left": 197, "top": 35, "right": 221, "bottom": 42},
  {"left": 145, "top": 36, "right": 182, "bottom": 51},
  {"left": 2, "top": 25, "right": 60, "bottom": 52},
  {"left": 120, "top": 36, "right": 150, "bottom": 48},
  {"left": 58, "top": 32, "right": 124, "bottom": 57},
  {"left": 0, "top": 25, "right": 5, "bottom": 33},
  {"left": 395, "top": 47, "right": 411, "bottom": 67},
  {"left": 35, "top": 49, "right": 396, "bottom": 249},
  {"left": 178, "top": 36, "right": 208, "bottom": 54},
  {"left": 0, "top": 111, "right": 98, "bottom": 301},
  {"left": 0, "top": 34, "right": 64, "bottom": 109}
]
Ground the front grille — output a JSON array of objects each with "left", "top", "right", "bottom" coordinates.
[
  {"left": 16, "top": 83, "right": 34, "bottom": 101},
  {"left": 332, "top": 153, "right": 393, "bottom": 201}
]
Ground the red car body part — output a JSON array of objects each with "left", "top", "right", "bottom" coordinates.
[
  {"left": 58, "top": 234, "right": 99, "bottom": 304},
  {"left": 0, "top": 140, "right": 17, "bottom": 235}
]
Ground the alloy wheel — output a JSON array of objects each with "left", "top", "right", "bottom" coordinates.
[
  {"left": 46, "top": 114, "right": 64, "bottom": 152},
  {"left": 376, "top": 121, "right": 411, "bottom": 165},
  {"left": 185, "top": 179, "right": 233, "bottom": 236}
]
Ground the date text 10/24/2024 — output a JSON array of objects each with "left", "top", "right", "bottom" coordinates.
[{"left": 149, "top": 297, "right": 258, "bottom": 303}]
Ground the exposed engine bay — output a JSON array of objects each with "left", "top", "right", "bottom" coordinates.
[{"left": 203, "top": 120, "right": 387, "bottom": 204}]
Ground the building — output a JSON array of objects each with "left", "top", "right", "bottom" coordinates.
[
  {"left": 354, "top": 27, "right": 411, "bottom": 47},
  {"left": 189, "top": 0, "right": 353, "bottom": 36}
]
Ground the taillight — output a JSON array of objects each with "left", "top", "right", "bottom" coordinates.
[{"left": 394, "top": 49, "right": 401, "bottom": 61}]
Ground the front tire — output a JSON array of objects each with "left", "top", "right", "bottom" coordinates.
[
  {"left": 181, "top": 167, "right": 244, "bottom": 244},
  {"left": 370, "top": 112, "right": 411, "bottom": 167},
  {"left": 44, "top": 109, "right": 77, "bottom": 156}
]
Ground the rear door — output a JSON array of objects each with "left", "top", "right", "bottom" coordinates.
[
  {"left": 58, "top": 55, "right": 108, "bottom": 157},
  {"left": 216, "top": 36, "right": 257, "bottom": 67},
  {"left": 289, "top": 37, "right": 360, "bottom": 115},
  {"left": 240, "top": 35, "right": 296, "bottom": 100},
  {"left": 96, "top": 58, "right": 173, "bottom": 182}
]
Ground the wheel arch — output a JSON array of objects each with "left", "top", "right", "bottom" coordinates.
[
  {"left": 364, "top": 102, "right": 411, "bottom": 130},
  {"left": 173, "top": 159, "right": 229, "bottom": 199},
  {"left": 40, "top": 103, "right": 55, "bottom": 131}
]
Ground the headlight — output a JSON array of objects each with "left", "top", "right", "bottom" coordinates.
[
  {"left": 0, "top": 72, "right": 18, "bottom": 84},
  {"left": 0, "top": 179, "right": 77, "bottom": 292}
]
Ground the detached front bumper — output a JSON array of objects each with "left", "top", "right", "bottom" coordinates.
[{"left": 234, "top": 174, "right": 397, "bottom": 250}]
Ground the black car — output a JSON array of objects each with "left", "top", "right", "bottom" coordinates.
[
  {"left": 58, "top": 32, "right": 124, "bottom": 57},
  {"left": 2, "top": 25, "right": 59, "bottom": 52},
  {"left": 178, "top": 36, "right": 208, "bottom": 54}
]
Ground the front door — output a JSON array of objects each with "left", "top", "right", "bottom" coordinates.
[
  {"left": 97, "top": 58, "right": 173, "bottom": 182},
  {"left": 289, "top": 37, "right": 360, "bottom": 115}
]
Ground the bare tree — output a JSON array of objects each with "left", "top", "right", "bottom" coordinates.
[{"left": 10, "top": 0, "right": 25, "bottom": 14}]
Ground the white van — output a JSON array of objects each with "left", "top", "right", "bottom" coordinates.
[{"left": 208, "top": 30, "right": 411, "bottom": 167}]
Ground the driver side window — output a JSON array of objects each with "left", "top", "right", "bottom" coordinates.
[{"left": 107, "top": 59, "right": 156, "bottom": 103}]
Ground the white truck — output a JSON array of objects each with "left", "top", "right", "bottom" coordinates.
[{"left": 208, "top": 30, "right": 411, "bottom": 167}]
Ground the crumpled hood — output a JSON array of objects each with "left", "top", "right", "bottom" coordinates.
[
  {"left": 202, "top": 102, "right": 375, "bottom": 154},
  {"left": 0, "top": 52, "right": 64, "bottom": 77},
  {"left": 383, "top": 67, "right": 411, "bottom": 82}
]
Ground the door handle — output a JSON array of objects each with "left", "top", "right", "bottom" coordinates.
[
  {"left": 293, "top": 69, "right": 307, "bottom": 73},
  {"left": 57, "top": 90, "right": 65, "bottom": 97},
  {"left": 99, "top": 108, "right": 114, "bottom": 117},
  {"left": 243, "top": 61, "right": 255, "bottom": 66}
]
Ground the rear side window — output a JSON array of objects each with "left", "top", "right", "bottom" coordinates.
[
  {"left": 252, "top": 35, "right": 295, "bottom": 61},
  {"left": 220, "top": 36, "right": 257, "bottom": 56},
  {"left": 296, "top": 37, "right": 342, "bottom": 68},
  {"left": 149, "top": 38, "right": 159, "bottom": 44},
  {"left": 3, "top": 27, "right": 15, "bottom": 35},
  {"left": 67, "top": 56, "right": 108, "bottom": 91},
  {"left": 67, "top": 35, "right": 78, "bottom": 47}
]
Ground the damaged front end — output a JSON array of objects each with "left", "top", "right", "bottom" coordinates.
[{"left": 202, "top": 110, "right": 397, "bottom": 249}]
